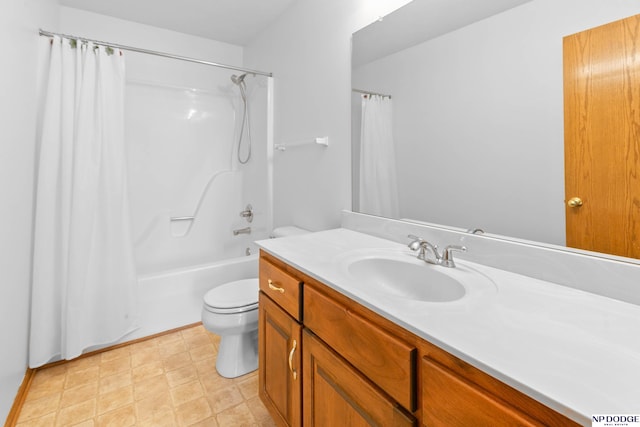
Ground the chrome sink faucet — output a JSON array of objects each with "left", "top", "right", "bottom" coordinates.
[
  {"left": 407, "top": 235, "right": 466, "bottom": 268},
  {"left": 407, "top": 235, "right": 440, "bottom": 264}
]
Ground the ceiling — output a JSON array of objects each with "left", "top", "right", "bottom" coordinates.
[
  {"left": 59, "top": 0, "right": 299, "bottom": 46},
  {"left": 352, "top": 0, "right": 534, "bottom": 68}
]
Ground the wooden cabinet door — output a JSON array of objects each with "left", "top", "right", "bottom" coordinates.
[
  {"left": 303, "top": 329, "right": 415, "bottom": 427},
  {"left": 259, "top": 292, "right": 302, "bottom": 427},
  {"left": 564, "top": 14, "right": 640, "bottom": 258}
]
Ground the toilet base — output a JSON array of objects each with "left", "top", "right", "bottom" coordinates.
[{"left": 216, "top": 329, "right": 258, "bottom": 378}]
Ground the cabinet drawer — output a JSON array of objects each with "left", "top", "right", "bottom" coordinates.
[
  {"left": 304, "top": 285, "right": 416, "bottom": 411},
  {"left": 259, "top": 257, "right": 302, "bottom": 321},
  {"left": 422, "top": 357, "right": 539, "bottom": 427}
]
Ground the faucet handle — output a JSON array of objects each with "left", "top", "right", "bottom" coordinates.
[
  {"left": 407, "top": 235, "right": 429, "bottom": 261},
  {"left": 407, "top": 234, "right": 423, "bottom": 250},
  {"left": 441, "top": 245, "right": 467, "bottom": 268},
  {"left": 239, "top": 204, "right": 253, "bottom": 223}
]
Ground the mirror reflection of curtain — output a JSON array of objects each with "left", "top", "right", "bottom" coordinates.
[
  {"left": 30, "top": 36, "right": 139, "bottom": 367},
  {"left": 359, "top": 95, "right": 399, "bottom": 218}
]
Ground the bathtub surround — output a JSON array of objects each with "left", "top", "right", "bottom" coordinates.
[
  {"left": 30, "top": 35, "right": 139, "bottom": 368},
  {"left": 57, "top": 7, "right": 273, "bottom": 274},
  {"left": 54, "top": 7, "right": 272, "bottom": 344},
  {"left": 58, "top": 9, "right": 274, "bottom": 275}
]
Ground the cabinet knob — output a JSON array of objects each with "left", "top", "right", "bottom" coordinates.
[{"left": 268, "top": 279, "right": 285, "bottom": 293}]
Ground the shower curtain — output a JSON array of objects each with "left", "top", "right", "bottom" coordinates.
[
  {"left": 30, "top": 36, "right": 139, "bottom": 367},
  {"left": 359, "top": 95, "right": 399, "bottom": 218}
]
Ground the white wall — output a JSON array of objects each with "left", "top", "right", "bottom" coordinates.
[
  {"left": 353, "top": 0, "right": 640, "bottom": 246},
  {"left": 0, "top": 0, "right": 58, "bottom": 421},
  {"left": 59, "top": 6, "right": 242, "bottom": 67},
  {"left": 243, "top": 0, "right": 411, "bottom": 232}
]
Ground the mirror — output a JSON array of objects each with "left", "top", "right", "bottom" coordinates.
[{"left": 351, "top": 0, "right": 640, "bottom": 260}]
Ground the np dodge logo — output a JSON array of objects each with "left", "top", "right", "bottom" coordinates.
[{"left": 592, "top": 415, "right": 640, "bottom": 427}]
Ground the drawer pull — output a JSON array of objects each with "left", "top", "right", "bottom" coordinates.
[
  {"left": 288, "top": 339, "right": 298, "bottom": 380},
  {"left": 268, "top": 279, "right": 285, "bottom": 293}
]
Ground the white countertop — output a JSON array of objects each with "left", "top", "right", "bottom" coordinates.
[{"left": 257, "top": 228, "right": 640, "bottom": 426}]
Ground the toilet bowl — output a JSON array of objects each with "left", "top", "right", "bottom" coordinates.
[
  {"left": 201, "top": 278, "right": 259, "bottom": 378},
  {"left": 202, "top": 225, "right": 310, "bottom": 378}
]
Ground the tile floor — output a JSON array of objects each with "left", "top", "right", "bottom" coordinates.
[{"left": 15, "top": 324, "right": 276, "bottom": 426}]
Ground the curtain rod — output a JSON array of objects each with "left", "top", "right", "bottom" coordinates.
[
  {"left": 39, "top": 29, "right": 273, "bottom": 78},
  {"left": 352, "top": 88, "right": 391, "bottom": 99}
]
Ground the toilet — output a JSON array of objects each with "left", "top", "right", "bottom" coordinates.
[
  {"left": 202, "top": 278, "right": 260, "bottom": 378},
  {"left": 202, "top": 226, "right": 309, "bottom": 378}
]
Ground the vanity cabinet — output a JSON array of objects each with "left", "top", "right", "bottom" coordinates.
[{"left": 258, "top": 251, "right": 580, "bottom": 427}]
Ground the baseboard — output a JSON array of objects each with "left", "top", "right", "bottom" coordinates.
[{"left": 4, "top": 368, "right": 35, "bottom": 427}]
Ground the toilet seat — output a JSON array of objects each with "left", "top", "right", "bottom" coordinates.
[{"left": 203, "top": 278, "right": 258, "bottom": 314}]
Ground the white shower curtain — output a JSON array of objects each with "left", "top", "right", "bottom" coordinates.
[
  {"left": 359, "top": 95, "right": 400, "bottom": 218},
  {"left": 30, "top": 36, "right": 139, "bottom": 367}
]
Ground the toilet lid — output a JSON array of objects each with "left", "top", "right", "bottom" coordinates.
[{"left": 204, "top": 278, "right": 259, "bottom": 312}]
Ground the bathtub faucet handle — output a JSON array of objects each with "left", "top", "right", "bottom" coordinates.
[{"left": 239, "top": 204, "right": 253, "bottom": 223}]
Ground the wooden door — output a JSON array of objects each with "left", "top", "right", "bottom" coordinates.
[
  {"left": 302, "top": 329, "right": 415, "bottom": 427},
  {"left": 259, "top": 292, "right": 302, "bottom": 427},
  {"left": 564, "top": 14, "right": 640, "bottom": 259}
]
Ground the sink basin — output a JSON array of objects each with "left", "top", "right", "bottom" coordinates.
[
  {"left": 339, "top": 249, "right": 496, "bottom": 303},
  {"left": 348, "top": 257, "right": 466, "bottom": 302}
]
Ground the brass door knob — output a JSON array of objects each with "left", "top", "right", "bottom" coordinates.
[{"left": 567, "top": 197, "right": 583, "bottom": 208}]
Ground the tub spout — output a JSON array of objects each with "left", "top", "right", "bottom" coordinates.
[{"left": 233, "top": 226, "right": 251, "bottom": 236}]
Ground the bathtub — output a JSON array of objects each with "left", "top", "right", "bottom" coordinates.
[{"left": 118, "top": 253, "right": 259, "bottom": 344}]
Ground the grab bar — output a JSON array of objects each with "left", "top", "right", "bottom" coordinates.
[{"left": 170, "top": 216, "right": 195, "bottom": 222}]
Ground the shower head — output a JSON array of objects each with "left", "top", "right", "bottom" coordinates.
[{"left": 231, "top": 73, "right": 247, "bottom": 85}]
